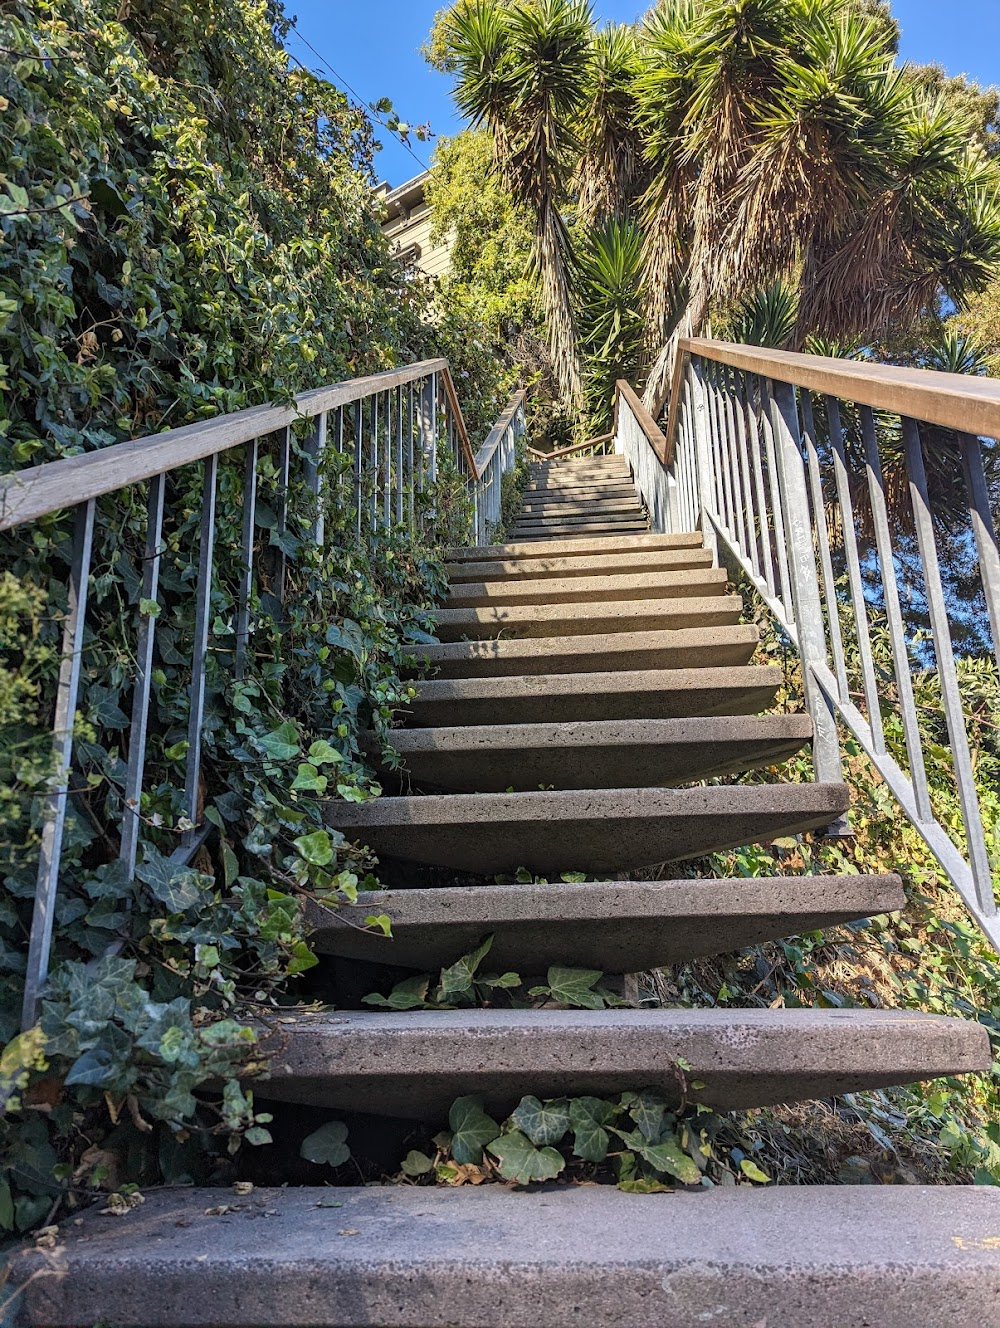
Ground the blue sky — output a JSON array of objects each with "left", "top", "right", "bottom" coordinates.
[{"left": 284, "top": 1, "right": 1000, "bottom": 186}]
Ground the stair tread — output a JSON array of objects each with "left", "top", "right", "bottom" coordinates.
[
  {"left": 405, "top": 665, "right": 781, "bottom": 724},
  {"left": 432, "top": 594, "right": 743, "bottom": 641},
  {"left": 253, "top": 1006, "right": 989, "bottom": 1117},
  {"left": 19, "top": 1185, "right": 1000, "bottom": 1328},
  {"left": 417, "top": 624, "right": 761, "bottom": 677},
  {"left": 378, "top": 715, "right": 813, "bottom": 792},
  {"left": 324, "top": 782, "right": 851, "bottom": 874},
  {"left": 307, "top": 873, "right": 904, "bottom": 971},
  {"left": 446, "top": 568, "right": 727, "bottom": 605},
  {"left": 446, "top": 548, "right": 714, "bottom": 582}
]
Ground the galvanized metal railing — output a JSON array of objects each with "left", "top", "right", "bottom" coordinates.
[
  {"left": 2, "top": 360, "right": 523, "bottom": 1027},
  {"left": 615, "top": 341, "right": 1000, "bottom": 950}
]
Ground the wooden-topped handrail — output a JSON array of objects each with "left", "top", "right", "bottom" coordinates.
[
  {"left": 614, "top": 380, "right": 671, "bottom": 465},
  {"left": 525, "top": 431, "right": 614, "bottom": 462},
  {"left": 664, "top": 337, "right": 1000, "bottom": 456},
  {"left": 0, "top": 359, "right": 494, "bottom": 532},
  {"left": 473, "top": 390, "right": 526, "bottom": 473}
]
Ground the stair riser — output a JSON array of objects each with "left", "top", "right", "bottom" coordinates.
[
  {"left": 417, "top": 625, "right": 760, "bottom": 678},
  {"left": 432, "top": 596, "right": 742, "bottom": 641},
  {"left": 445, "top": 533, "right": 704, "bottom": 560}
]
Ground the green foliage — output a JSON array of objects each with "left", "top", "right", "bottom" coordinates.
[
  {"left": 362, "top": 936, "right": 624, "bottom": 1010},
  {"left": 574, "top": 215, "right": 646, "bottom": 429},
  {"left": 403, "top": 1087, "right": 774, "bottom": 1190},
  {"left": 0, "top": 0, "right": 506, "bottom": 1233}
]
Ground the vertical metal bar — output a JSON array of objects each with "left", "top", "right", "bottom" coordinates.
[
  {"left": 826, "top": 396, "right": 885, "bottom": 754},
  {"left": 769, "top": 381, "right": 847, "bottom": 813},
  {"left": 903, "top": 417, "right": 994, "bottom": 910},
  {"left": 721, "top": 365, "right": 751, "bottom": 557},
  {"left": 690, "top": 361, "right": 719, "bottom": 564},
  {"left": 395, "top": 384, "right": 404, "bottom": 525},
  {"left": 729, "top": 369, "right": 760, "bottom": 576},
  {"left": 120, "top": 475, "right": 166, "bottom": 877},
  {"left": 276, "top": 426, "right": 291, "bottom": 604},
  {"left": 354, "top": 400, "right": 363, "bottom": 540},
  {"left": 742, "top": 374, "right": 776, "bottom": 596},
  {"left": 383, "top": 389, "right": 393, "bottom": 528},
  {"left": 181, "top": 452, "right": 218, "bottom": 849},
  {"left": 333, "top": 406, "right": 345, "bottom": 513},
  {"left": 22, "top": 499, "right": 96, "bottom": 1028},
  {"left": 960, "top": 432, "right": 1000, "bottom": 671},
  {"left": 302, "top": 412, "right": 326, "bottom": 547},
  {"left": 407, "top": 383, "right": 416, "bottom": 530},
  {"left": 369, "top": 394, "right": 380, "bottom": 531},
  {"left": 234, "top": 437, "right": 258, "bottom": 680},
  {"left": 799, "top": 395, "right": 848, "bottom": 698},
  {"left": 859, "top": 406, "right": 932, "bottom": 819},
  {"left": 758, "top": 385, "right": 793, "bottom": 618}
]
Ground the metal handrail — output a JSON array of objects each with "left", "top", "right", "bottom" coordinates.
[
  {"left": 616, "top": 348, "right": 1000, "bottom": 951},
  {"left": 6, "top": 358, "right": 521, "bottom": 1026}
]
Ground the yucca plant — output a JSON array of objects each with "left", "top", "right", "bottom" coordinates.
[
  {"left": 575, "top": 215, "right": 647, "bottom": 429},
  {"left": 730, "top": 280, "right": 798, "bottom": 348},
  {"left": 447, "top": 0, "right": 594, "bottom": 411},
  {"left": 574, "top": 24, "right": 645, "bottom": 227}
]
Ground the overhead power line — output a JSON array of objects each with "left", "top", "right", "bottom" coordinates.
[{"left": 284, "top": 19, "right": 430, "bottom": 173}]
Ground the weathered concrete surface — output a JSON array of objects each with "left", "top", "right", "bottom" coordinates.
[
  {"left": 511, "top": 512, "right": 647, "bottom": 529},
  {"left": 377, "top": 715, "right": 813, "bottom": 792},
  {"left": 324, "top": 782, "right": 851, "bottom": 874},
  {"left": 445, "top": 567, "right": 728, "bottom": 606},
  {"left": 522, "top": 484, "right": 638, "bottom": 502},
  {"left": 509, "top": 521, "right": 650, "bottom": 541},
  {"left": 520, "top": 497, "right": 643, "bottom": 516},
  {"left": 432, "top": 594, "right": 742, "bottom": 641},
  {"left": 16, "top": 1185, "right": 1000, "bottom": 1328},
  {"left": 417, "top": 624, "right": 759, "bottom": 678},
  {"left": 307, "top": 873, "right": 904, "bottom": 971},
  {"left": 445, "top": 546, "right": 714, "bottom": 583},
  {"left": 20, "top": 1183, "right": 1000, "bottom": 1328},
  {"left": 405, "top": 665, "right": 781, "bottom": 726},
  {"left": 252, "top": 1006, "right": 990, "bottom": 1117},
  {"left": 446, "top": 532, "right": 703, "bottom": 560}
]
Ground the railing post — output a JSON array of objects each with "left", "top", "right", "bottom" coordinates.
[{"left": 768, "top": 380, "right": 849, "bottom": 827}]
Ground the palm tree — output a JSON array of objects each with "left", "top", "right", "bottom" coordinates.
[
  {"left": 574, "top": 25, "right": 645, "bottom": 227},
  {"left": 575, "top": 215, "right": 647, "bottom": 428},
  {"left": 447, "top": 0, "right": 594, "bottom": 411}
]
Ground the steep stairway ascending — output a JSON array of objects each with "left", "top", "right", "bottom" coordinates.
[{"left": 19, "top": 456, "right": 996, "bottom": 1328}]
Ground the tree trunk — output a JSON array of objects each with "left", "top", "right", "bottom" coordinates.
[{"left": 536, "top": 199, "right": 583, "bottom": 413}]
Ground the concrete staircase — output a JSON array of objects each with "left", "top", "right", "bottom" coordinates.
[{"left": 17, "top": 456, "right": 997, "bottom": 1327}]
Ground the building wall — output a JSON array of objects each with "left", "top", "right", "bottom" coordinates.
[{"left": 381, "top": 178, "right": 452, "bottom": 279}]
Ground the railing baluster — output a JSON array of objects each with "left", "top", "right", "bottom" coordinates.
[
  {"left": 690, "top": 362, "right": 719, "bottom": 564},
  {"left": 959, "top": 431, "right": 1000, "bottom": 672},
  {"left": 120, "top": 474, "right": 166, "bottom": 877},
  {"left": 407, "top": 383, "right": 416, "bottom": 530},
  {"left": 729, "top": 368, "right": 760, "bottom": 578},
  {"left": 757, "top": 380, "right": 793, "bottom": 619},
  {"left": 859, "top": 406, "right": 932, "bottom": 820},
  {"left": 768, "top": 381, "right": 847, "bottom": 813},
  {"left": 740, "top": 374, "right": 776, "bottom": 597},
  {"left": 826, "top": 397, "right": 886, "bottom": 755},
  {"left": 302, "top": 411, "right": 326, "bottom": 548},
  {"left": 234, "top": 437, "right": 258, "bottom": 681},
  {"left": 276, "top": 425, "right": 291, "bottom": 605},
  {"left": 22, "top": 498, "right": 96, "bottom": 1028},
  {"left": 799, "top": 394, "right": 848, "bottom": 697},
  {"left": 179, "top": 452, "right": 218, "bottom": 855},
  {"left": 354, "top": 400, "right": 363, "bottom": 540},
  {"left": 902, "top": 417, "right": 995, "bottom": 912},
  {"left": 395, "top": 384, "right": 404, "bottom": 525},
  {"left": 383, "top": 389, "right": 393, "bottom": 528}
]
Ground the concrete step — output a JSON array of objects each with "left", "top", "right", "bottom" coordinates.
[
  {"left": 432, "top": 595, "right": 742, "bottom": 642},
  {"left": 20, "top": 1185, "right": 1000, "bottom": 1328},
  {"left": 511, "top": 514, "right": 648, "bottom": 532},
  {"left": 445, "top": 568, "right": 728, "bottom": 607},
  {"left": 419, "top": 624, "right": 760, "bottom": 678},
  {"left": 530, "top": 457, "right": 628, "bottom": 474},
  {"left": 308, "top": 873, "right": 904, "bottom": 971},
  {"left": 378, "top": 716, "right": 813, "bottom": 793},
  {"left": 519, "top": 499, "right": 644, "bottom": 517},
  {"left": 446, "top": 547, "right": 714, "bottom": 583},
  {"left": 446, "top": 532, "right": 703, "bottom": 561},
  {"left": 510, "top": 522, "right": 651, "bottom": 540},
  {"left": 253, "top": 1007, "right": 989, "bottom": 1117},
  {"left": 324, "top": 782, "right": 851, "bottom": 874},
  {"left": 522, "top": 483, "right": 638, "bottom": 501},
  {"left": 405, "top": 665, "right": 782, "bottom": 726}
]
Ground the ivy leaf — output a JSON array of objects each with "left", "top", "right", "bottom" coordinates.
[
  {"left": 615, "top": 1127, "right": 701, "bottom": 1185},
  {"left": 541, "top": 966, "right": 606, "bottom": 1009},
  {"left": 488, "top": 1130, "right": 565, "bottom": 1184},
  {"left": 510, "top": 1096, "right": 571, "bottom": 1147},
  {"left": 364, "top": 913, "right": 392, "bottom": 936},
  {"left": 308, "top": 740, "right": 343, "bottom": 765},
  {"left": 135, "top": 851, "right": 207, "bottom": 914},
  {"left": 87, "top": 685, "right": 129, "bottom": 729},
  {"left": 294, "top": 830, "right": 334, "bottom": 865},
  {"left": 362, "top": 974, "right": 429, "bottom": 1011},
  {"left": 65, "top": 1046, "right": 120, "bottom": 1088},
  {"left": 569, "top": 1096, "right": 615, "bottom": 1163},
  {"left": 401, "top": 1150, "right": 434, "bottom": 1177},
  {"left": 258, "top": 722, "right": 300, "bottom": 761},
  {"left": 438, "top": 935, "right": 493, "bottom": 998},
  {"left": 139, "top": 597, "right": 160, "bottom": 617},
  {"left": 299, "top": 1121, "right": 350, "bottom": 1167},
  {"left": 291, "top": 762, "right": 327, "bottom": 793},
  {"left": 448, "top": 1096, "right": 500, "bottom": 1165},
  {"left": 622, "top": 1090, "right": 667, "bottom": 1143},
  {"left": 740, "top": 1159, "right": 771, "bottom": 1183}
]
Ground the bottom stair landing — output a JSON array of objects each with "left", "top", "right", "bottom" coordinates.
[{"left": 14, "top": 1184, "right": 1000, "bottom": 1328}]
